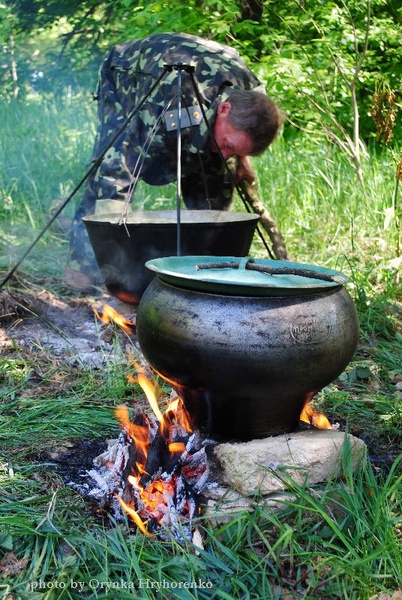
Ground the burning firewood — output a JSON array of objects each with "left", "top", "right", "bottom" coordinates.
[
  {"left": 94, "top": 303, "right": 136, "bottom": 334},
  {"left": 84, "top": 362, "right": 213, "bottom": 540}
]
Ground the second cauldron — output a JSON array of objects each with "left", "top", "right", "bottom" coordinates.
[
  {"left": 83, "top": 210, "right": 259, "bottom": 304},
  {"left": 136, "top": 256, "right": 359, "bottom": 441}
]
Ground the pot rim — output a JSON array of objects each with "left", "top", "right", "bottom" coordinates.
[{"left": 83, "top": 209, "right": 260, "bottom": 226}]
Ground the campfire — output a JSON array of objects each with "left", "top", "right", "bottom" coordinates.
[
  {"left": 87, "top": 385, "right": 216, "bottom": 540},
  {"left": 85, "top": 306, "right": 216, "bottom": 538},
  {"left": 112, "top": 366, "right": 208, "bottom": 539},
  {"left": 78, "top": 303, "right": 342, "bottom": 541}
]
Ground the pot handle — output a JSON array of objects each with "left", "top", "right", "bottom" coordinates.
[{"left": 195, "top": 259, "right": 347, "bottom": 284}]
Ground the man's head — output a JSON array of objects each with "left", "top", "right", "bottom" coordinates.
[{"left": 212, "top": 90, "right": 281, "bottom": 159}]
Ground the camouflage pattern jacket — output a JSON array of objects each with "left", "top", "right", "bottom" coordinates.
[{"left": 90, "top": 32, "right": 263, "bottom": 201}]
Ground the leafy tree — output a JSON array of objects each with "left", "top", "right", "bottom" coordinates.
[
  {"left": 0, "top": 2, "right": 19, "bottom": 98},
  {"left": 258, "top": 0, "right": 401, "bottom": 192},
  {"left": 0, "top": 0, "right": 116, "bottom": 98}
]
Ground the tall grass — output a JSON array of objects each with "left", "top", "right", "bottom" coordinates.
[
  {"left": 0, "top": 95, "right": 96, "bottom": 222},
  {"left": 254, "top": 136, "right": 399, "bottom": 267},
  {"left": 0, "top": 95, "right": 96, "bottom": 277}
]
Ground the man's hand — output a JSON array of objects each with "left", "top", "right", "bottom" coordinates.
[{"left": 235, "top": 156, "right": 256, "bottom": 184}]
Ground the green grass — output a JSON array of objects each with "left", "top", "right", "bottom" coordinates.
[
  {"left": 0, "top": 95, "right": 401, "bottom": 599},
  {"left": 0, "top": 94, "right": 96, "bottom": 223},
  {"left": 1, "top": 439, "right": 401, "bottom": 599}
]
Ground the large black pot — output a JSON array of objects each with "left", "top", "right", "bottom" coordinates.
[
  {"left": 83, "top": 210, "right": 259, "bottom": 304},
  {"left": 136, "top": 256, "right": 359, "bottom": 441}
]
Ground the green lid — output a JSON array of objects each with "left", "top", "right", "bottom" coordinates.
[{"left": 145, "top": 256, "right": 350, "bottom": 296}]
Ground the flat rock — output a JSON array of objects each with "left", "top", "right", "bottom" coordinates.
[{"left": 207, "top": 429, "right": 367, "bottom": 496}]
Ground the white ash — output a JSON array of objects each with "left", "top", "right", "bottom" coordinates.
[{"left": 75, "top": 427, "right": 218, "bottom": 538}]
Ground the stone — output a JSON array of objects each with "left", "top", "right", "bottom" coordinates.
[
  {"left": 206, "top": 429, "right": 367, "bottom": 497},
  {"left": 204, "top": 490, "right": 293, "bottom": 525}
]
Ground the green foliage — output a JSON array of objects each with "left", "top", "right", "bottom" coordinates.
[
  {"left": 260, "top": 0, "right": 401, "bottom": 144},
  {"left": 0, "top": 2, "right": 14, "bottom": 39},
  {"left": 2, "top": 0, "right": 401, "bottom": 152}
]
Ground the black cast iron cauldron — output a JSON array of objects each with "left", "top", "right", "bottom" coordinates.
[
  {"left": 83, "top": 210, "right": 259, "bottom": 304},
  {"left": 136, "top": 256, "right": 360, "bottom": 441}
]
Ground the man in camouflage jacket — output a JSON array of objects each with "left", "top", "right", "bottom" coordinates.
[{"left": 65, "top": 32, "right": 281, "bottom": 291}]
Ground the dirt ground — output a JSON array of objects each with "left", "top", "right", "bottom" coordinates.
[{"left": 0, "top": 282, "right": 137, "bottom": 367}]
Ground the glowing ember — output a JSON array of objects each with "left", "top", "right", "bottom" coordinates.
[
  {"left": 94, "top": 304, "right": 135, "bottom": 334},
  {"left": 169, "top": 442, "right": 186, "bottom": 454}
]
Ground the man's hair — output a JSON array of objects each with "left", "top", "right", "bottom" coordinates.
[{"left": 226, "top": 89, "right": 282, "bottom": 155}]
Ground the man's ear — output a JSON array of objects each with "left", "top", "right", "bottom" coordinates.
[{"left": 216, "top": 101, "right": 232, "bottom": 117}]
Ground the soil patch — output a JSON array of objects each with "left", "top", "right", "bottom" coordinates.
[{"left": 0, "top": 284, "right": 136, "bottom": 367}]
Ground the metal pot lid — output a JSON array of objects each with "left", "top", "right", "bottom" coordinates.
[{"left": 145, "top": 256, "right": 350, "bottom": 296}]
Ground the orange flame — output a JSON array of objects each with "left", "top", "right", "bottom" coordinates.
[
  {"left": 94, "top": 304, "right": 135, "bottom": 334},
  {"left": 128, "top": 361, "right": 164, "bottom": 422},
  {"left": 137, "top": 371, "right": 164, "bottom": 423},
  {"left": 117, "top": 366, "right": 193, "bottom": 534},
  {"left": 116, "top": 496, "right": 152, "bottom": 537},
  {"left": 132, "top": 364, "right": 193, "bottom": 435},
  {"left": 162, "top": 397, "right": 193, "bottom": 435},
  {"left": 300, "top": 401, "right": 331, "bottom": 429},
  {"left": 115, "top": 405, "right": 150, "bottom": 457}
]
